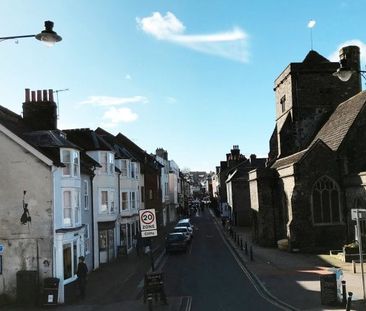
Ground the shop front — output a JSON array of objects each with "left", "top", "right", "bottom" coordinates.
[{"left": 98, "top": 221, "right": 116, "bottom": 264}]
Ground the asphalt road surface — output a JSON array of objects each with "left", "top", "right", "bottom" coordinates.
[{"left": 162, "top": 209, "right": 283, "bottom": 311}]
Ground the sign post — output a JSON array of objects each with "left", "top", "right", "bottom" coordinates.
[
  {"left": 139, "top": 209, "right": 158, "bottom": 271},
  {"left": 351, "top": 208, "right": 366, "bottom": 300}
]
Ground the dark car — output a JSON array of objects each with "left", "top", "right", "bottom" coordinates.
[{"left": 165, "top": 232, "right": 188, "bottom": 253}]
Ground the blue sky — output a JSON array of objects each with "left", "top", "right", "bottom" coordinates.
[{"left": 1, "top": 0, "right": 365, "bottom": 172}]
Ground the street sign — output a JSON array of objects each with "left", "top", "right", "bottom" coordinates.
[
  {"left": 351, "top": 208, "right": 366, "bottom": 220},
  {"left": 141, "top": 230, "right": 158, "bottom": 238},
  {"left": 139, "top": 209, "right": 157, "bottom": 237},
  {"left": 0, "top": 244, "right": 3, "bottom": 253}
]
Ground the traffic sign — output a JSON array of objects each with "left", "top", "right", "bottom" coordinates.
[
  {"left": 0, "top": 244, "right": 4, "bottom": 253},
  {"left": 141, "top": 230, "right": 158, "bottom": 238},
  {"left": 139, "top": 209, "right": 157, "bottom": 237},
  {"left": 351, "top": 208, "right": 366, "bottom": 220}
]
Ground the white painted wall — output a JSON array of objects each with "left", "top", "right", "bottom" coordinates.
[{"left": 0, "top": 131, "right": 53, "bottom": 299}]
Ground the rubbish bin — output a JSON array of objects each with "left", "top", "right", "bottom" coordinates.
[
  {"left": 16, "top": 270, "right": 38, "bottom": 306},
  {"left": 43, "top": 277, "right": 59, "bottom": 306}
]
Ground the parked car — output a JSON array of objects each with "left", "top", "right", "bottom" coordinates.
[
  {"left": 165, "top": 233, "right": 188, "bottom": 253},
  {"left": 172, "top": 226, "right": 192, "bottom": 242},
  {"left": 177, "top": 219, "right": 194, "bottom": 236}
]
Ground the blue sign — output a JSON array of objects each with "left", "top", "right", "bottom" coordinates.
[{"left": 0, "top": 244, "right": 4, "bottom": 253}]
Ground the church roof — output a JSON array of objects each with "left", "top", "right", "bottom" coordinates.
[
  {"left": 270, "top": 149, "right": 307, "bottom": 169},
  {"left": 311, "top": 91, "right": 366, "bottom": 151}
]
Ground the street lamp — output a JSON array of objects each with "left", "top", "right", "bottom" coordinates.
[
  {"left": 0, "top": 21, "right": 62, "bottom": 46},
  {"left": 332, "top": 48, "right": 366, "bottom": 82},
  {"left": 333, "top": 65, "right": 366, "bottom": 82}
]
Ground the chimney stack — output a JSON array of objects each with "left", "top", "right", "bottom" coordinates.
[
  {"left": 22, "top": 88, "right": 57, "bottom": 130},
  {"left": 339, "top": 45, "right": 362, "bottom": 93}
]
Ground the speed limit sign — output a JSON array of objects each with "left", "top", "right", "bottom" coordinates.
[{"left": 139, "top": 209, "right": 157, "bottom": 237}]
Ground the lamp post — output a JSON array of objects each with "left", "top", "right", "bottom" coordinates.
[
  {"left": 333, "top": 66, "right": 366, "bottom": 82},
  {"left": 0, "top": 20, "right": 62, "bottom": 46}
]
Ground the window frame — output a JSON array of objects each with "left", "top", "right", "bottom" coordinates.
[
  {"left": 62, "top": 189, "right": 81, "bottom": 227},
  {"left": 311, "top": 176, "right": 343, "bottom": 226},
  {"left": 99, "top": 189, "right": 115, "bottom": 214},
  {"left": 61, "top": 149, "right": 80, "bottom": 178},
  {"left": 121, "top": 191, "right": 129, "bottom": 211},
  {"left": 83, "top": 180, "right": 89, "bottom": 210}
]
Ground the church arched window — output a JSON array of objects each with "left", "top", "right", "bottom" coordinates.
[{"left": 311, "top": 176, "right": 341, "bottom": 225}]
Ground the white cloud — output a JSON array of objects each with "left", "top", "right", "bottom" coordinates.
[
  {"left": 80, "top": 95, "right": 148, "bottom": 106},
  {"left": 103, "top": 107, "right": 138, "bottom": 125},
  {"left": 137, "top": 12, "right": 185, "bottom": 39},
  {"left": 137, "top": 12, "right": 249, "bottom": 63},
  {"left": 165, "top": 96, "right": 177, "bottom": 104},
  {"left": 328, "top": 40, "right": 366, "bottom": 64}
]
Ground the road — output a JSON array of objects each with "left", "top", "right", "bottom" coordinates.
[{"left": 161, "top": 209, "right": 283, "bottom": 311}]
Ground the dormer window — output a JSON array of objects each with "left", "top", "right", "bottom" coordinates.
[
  {"left": 99, "top": 151, "right": 115, "bottom": 175},
  {"left": 61, "top": 149, "right": 80, "bottom": 178},
  {"left": 120, "top": 160, "right": 128, "bottom": 176}
]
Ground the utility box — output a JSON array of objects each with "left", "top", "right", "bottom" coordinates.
[
  {"left": 43, "top": 277, "right": 59, "bottom": 306},
  {"left": 320, "top": 273, "right": 338, "bottom": 305},
  {"left": 16, "top": 270, "right": 38, "bottom": 306}
]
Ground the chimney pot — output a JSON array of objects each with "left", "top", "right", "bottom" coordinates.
[
  {"left": 37, "top": 90, "right": 42, "bottom": 102},
  {"left": 31, "top": 91, "right": 36, "bottom": 102},
  {"left": 49, "top": 89, "right": 54, "bottom": 102},
  {"left": 25, "top": 89, "right": 30, "bottom": 103},
  {"left": 43, "top": 90, "right": 48, "bottom": 101}
]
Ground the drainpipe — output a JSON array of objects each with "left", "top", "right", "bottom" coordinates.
[{"left": 90, "top": 168, "right": 96, "bottom": 270}]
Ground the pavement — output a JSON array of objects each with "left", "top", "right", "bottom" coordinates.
[
  {"left": 212, "top": 212, "right": 366, "bottom": 311},
  {"left": 4, "top": 210, "right": 366, "bottom": 311}
]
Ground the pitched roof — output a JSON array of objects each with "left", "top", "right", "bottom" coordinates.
[
  {"left": 311, "top": 91, "right": 366, "bottom": 151},
  {"left": 270, "top": 149, "right": 307, "bottom": 169},
  {"left": 63, "top": 128, "right": 113, "bottom": 151},
  {"left": 95, "top": 127, "right": 137, "bottom": 160},
  {"left": 0, "top": 106, "right": 73, "bottom": 166},
  {"left": 302, "top": 50, "right": 330, "bottom": 64}
]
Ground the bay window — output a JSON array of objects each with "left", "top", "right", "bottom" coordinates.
[
  {"left": 61, "top": 149, "right": 80, "bottom": 178},
  {"left": 120, "top": 160, "right": 128, "bottom": 177},
  {"left": 99, "top": 151, "right": 115, "bottom": 175},
  {"left": 99, "top": 189, "right": 115, "bottom": 214},
  {"left": 63, "top": 189, "right": 81, "bottom": 227},
  {"left": 131, "top": 191, "right": 136, "bottom": 209},
  {"left": 121, "top": 192, "right": 128, "bottom": 211}
]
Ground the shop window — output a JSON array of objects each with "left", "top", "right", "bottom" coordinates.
[{"left": 63, "top": 244, "right": 72, "bottom": 280}]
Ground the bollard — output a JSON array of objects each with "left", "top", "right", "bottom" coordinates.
[
  {"left": 341, "top": 280, "right": 347, "bottom": 306},
  {"left": 352, "top": 260, "right": 356, "bottom": 274},
  {"left": 240, "top": 239, "right": 243, "bottom": 250},
  {"left": 245, "top": 242, "right": 248, "bottom": 255},
  {"left": 147, "top": 295, "right": 153, "bottom": 311},
  {"left": 346, "top": 292, "right": 353, "bottom": 311},
  {"left": 250, "top": 246, "right": 253, "bottom": 261}
]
